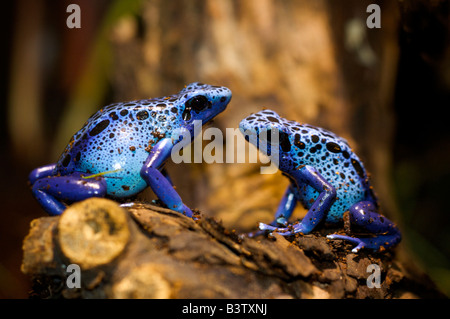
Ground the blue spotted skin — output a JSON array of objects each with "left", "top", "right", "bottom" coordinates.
[
  {"left": 29, "top": 82, "right": 232, "bottom": 217},
  {"left": 239, "top": 109, "right": 401, "bottom": 252}
]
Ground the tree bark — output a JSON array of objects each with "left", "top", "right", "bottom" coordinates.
[{"left": 22, "top": 198, "right": 444, "bottom": 299}]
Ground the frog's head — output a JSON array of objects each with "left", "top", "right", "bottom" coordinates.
[
  {"left": 177, "top": 82, "right": 232, "bottom": 129},
  {"left": 239, "top": 109, "right": 292, "bottom": 157}
]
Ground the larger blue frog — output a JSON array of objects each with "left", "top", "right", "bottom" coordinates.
[
  {"left": 29, "top": 82, "right": 232, "bottom": 217},
  {"left": 239, "top": 110, "right": 401, "bottom": 252}
]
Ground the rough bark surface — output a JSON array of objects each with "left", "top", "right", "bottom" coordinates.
[{"left": 22, "top": 198, "right": 444, "bottom": 299}]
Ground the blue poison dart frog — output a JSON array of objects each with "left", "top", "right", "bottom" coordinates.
[
  {"left": 29, "top": 82, "right": 232, "bottom": 218},
  {"left": 239, "top": 110, "right": 401, "bottom": 253}
]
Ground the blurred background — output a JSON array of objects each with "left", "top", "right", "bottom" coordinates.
[{"left": 0, "top": 0, "right": 449, "bottom": 298}]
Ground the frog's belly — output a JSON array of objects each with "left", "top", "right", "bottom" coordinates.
[
  {"left": 76, "top": 148, "right": 150, "bottom": 198},
  {"left": 294, "top": 182, "right": 366, "bottom": 223},
  {"left": 104, "top": 171, "right": 147, "bottom": 198}
]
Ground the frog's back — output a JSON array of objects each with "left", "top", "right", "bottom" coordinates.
[{"left": 55, "top": 97, "right": 182, "bottom": 197}]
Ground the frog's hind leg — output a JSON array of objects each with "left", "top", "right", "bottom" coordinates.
[
  {"left": 327, "top": 201, "right": 401, "bottom": 253},
  {"left": 29, "top": 163, "right": 57, "bottom": 185},
  {"left": 30, "top": 170, "right": 107, "bottom": 216}
]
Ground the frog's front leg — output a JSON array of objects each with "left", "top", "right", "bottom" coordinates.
[
  {"left": 247, "top": 185, "right": 297, "bottom": 238},
  {"left": 272, "top": 184, "right": 297, "bottom": 226},
  {"left": 260, "top": 165, "right": 336, "bottom": 236},
  {"left": 161, "top": 168, "right": 173, "bottom": 186},
  {"left": 30, "top": 170, "right": 107, "bottom": 216},
  {"left": 140, "top": 138, "right": 193, "bottom": 218},
  {"left": 327, "top": 201, "right": 401, "bottom": 252}
]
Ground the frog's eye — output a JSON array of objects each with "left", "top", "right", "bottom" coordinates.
[
  {"left": 185, "top": 95, "right": 210, "bottom": 112},
  {"left": 279, "top": 131, "right": 291, "bottom": 152},
  {"left": 263, "top": 129, "right": 291, "bottom": 152}
]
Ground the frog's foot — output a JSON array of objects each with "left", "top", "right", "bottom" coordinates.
[
  {"left": 326, "top": 234, "right": 365, "bottom": 253},
  {"left": 327, "top": 234, "right": 401, "bottom": 253},
  {"left": 162, "top": 202, "right": 196, "bottom": 220},
  {"left": 243, "top": 217, "right": 290, "bottom": 238},
  {"left": 258, "top": 222, "right": 305, "bottom": 237},
  {"left": 258, "top": 223, "right": 278, "bottom": 232},
  {"left": 150, "top": 199, "right": 194, "bottom": 218},
  {"left": 119, "top": 202, "right": 138, "bottom": 208},
  {"left": 242, "top": 229, "right": 265, "bottom": 238},
  {"left": 327, "top": 201, "right": 401, "bottom": 252},
  {"left": 174, "top": 203, "right": 194, "bottom": 219}
]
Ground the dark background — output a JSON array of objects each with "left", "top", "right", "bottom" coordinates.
[{"left": 1, "top": 0, "right": 449, "bottom": 298}]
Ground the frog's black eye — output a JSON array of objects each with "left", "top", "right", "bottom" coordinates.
[
  {"left": 185, "top": 95, "right": 209, "bottom": 112},
  {"left": 262, "top": 129, "right": 291, "bottom": 152},
  {"left": 279, "top": 131, "right": 291, "bottom": 152}
]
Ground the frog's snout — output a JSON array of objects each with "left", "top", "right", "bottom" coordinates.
[
  {"left": 211, "top": 86, "right": 232, "bottom": 117},
  {"left": 217, "top": 87, "right": 232, "bottom": 108},
  {"left": 239, "top": 118, "right": 258, "bottom": 147}
]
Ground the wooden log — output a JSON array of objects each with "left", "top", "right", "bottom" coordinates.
[
  {"left": 21, "top": 198, "right": 445, "bottom": 299},
  {"left": 58, "top": 198, "right": 131, "bottom": 269}
]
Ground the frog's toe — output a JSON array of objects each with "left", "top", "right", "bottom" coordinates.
[
  {"left": 259, "top": 223, "right": 278, "bottom": 232},
  {"left": 241, "top": 229, "right": 267, "bottom": 238},
  {"left": 276, "top": 217, "right": 289, "bottom": 227},
  {"left": 327, "top": 234, "right": 365, "bottom": 253},
  {"left": 259, "top": 223, "right": 296, "bottom": 236},
  {"left": 175, "top": 204, "right": 193, "bottom": 218},
  {"left": 119, "top": 202, "right": 137, "bottom": 208},
  {"left": 351, "top": 244, "right": 365, "bottom": 253}
]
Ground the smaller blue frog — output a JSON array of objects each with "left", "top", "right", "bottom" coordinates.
[
  {"left": 239, "top": 110, "right": 401, "bottom": 252},
  {"left": 29, "top": 82, "right": 232, "bottom": 217}
]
